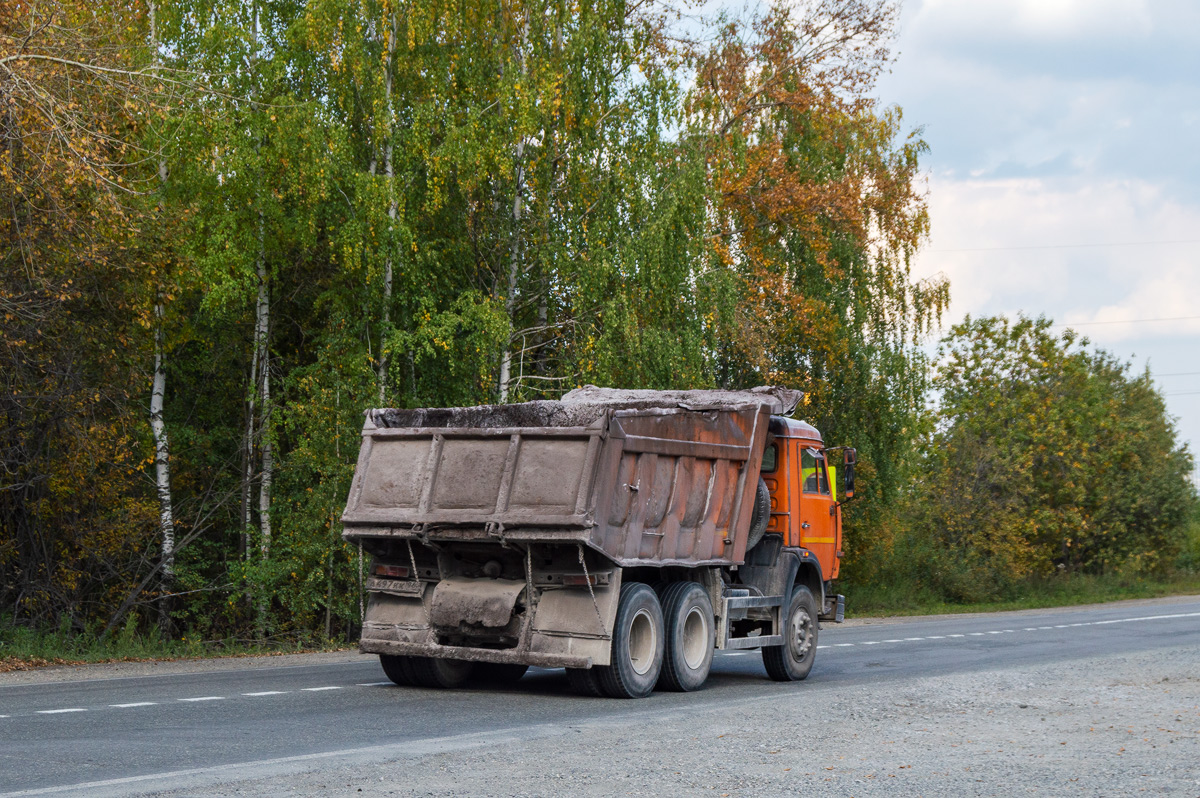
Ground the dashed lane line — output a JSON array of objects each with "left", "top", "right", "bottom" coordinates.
[
  {"left": 805, "top": 610, "right": 1200, "bottom": 650},
  {"left": 9, "top": 609, "right": 1199, "bottom": 717}
]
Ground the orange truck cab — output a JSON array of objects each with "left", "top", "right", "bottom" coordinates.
[{"left": 758, "top": 416, "right": 854, "bottom": 621}]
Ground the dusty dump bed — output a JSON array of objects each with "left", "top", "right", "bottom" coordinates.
[{"left": 342, "top": 386, "right": 798, "bottom": 566}]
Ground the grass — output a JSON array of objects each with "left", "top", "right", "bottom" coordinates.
[
  {"left": 0, "top": 617, "right": 349, "bottom": 673},
  {"left": 845, "top": 571, "right": 1200, "bottom": 618}
]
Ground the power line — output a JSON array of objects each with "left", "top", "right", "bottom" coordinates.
[
  {"left": 1165, "top": 391, "right": 1200, "bottom": 397},
  {"left": 1155, "top": 371, "right": 1200, "bottom": 378},
  {"left": 1052, "top": 315, "right": 1200, "bottom": 327},
  {"left": 931, "top": 239, "right": 1200, "bottom": 253}
]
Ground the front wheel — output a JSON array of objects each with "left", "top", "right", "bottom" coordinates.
[
  {"left": 762, "top": 585, "right": 818, "bottom": 681},
  {"left": 595, "top": 582, "right": 665, "bottom": 699}
]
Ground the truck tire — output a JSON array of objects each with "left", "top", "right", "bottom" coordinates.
[
  {"left": 379, "top": 654, "right": 416, "bottom": 686},
  {"left": 595, "top": 582, "right": 665, "bottom": 699},
  {"left": 746, "top": 477, "right": 771, "bottom": 551},
  {"left": 657, "top": 581, "right": 714, "bottom": 692},
  {"left": 407, "top": 656, "right": 474, "bottom": 689},
  {"left": 762, "top": 585, "right": 818, "bottom": 682},
  {"left": 565, "top": 667, "right": 605, "bottom": 697},
  {"left": 472, "top": 662, "right": 529, "bottom": 685}
]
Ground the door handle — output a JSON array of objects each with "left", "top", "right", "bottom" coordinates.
[{"left": 801, "top": 522, "right": 810, "bottom": 529}]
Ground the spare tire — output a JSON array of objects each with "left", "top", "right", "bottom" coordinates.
[{"left": 746, "top": 477, "right": 770, "bottom": 551}]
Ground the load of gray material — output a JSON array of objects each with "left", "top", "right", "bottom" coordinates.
[{"left": 367, "top": 385, "right": 803, "bottom": 430}]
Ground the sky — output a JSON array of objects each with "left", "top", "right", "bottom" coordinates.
[{"left": 873, "top": 0, "right": 1200, "bottom": 471}]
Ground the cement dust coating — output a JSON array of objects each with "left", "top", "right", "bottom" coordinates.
[{"left": 95, "top": 644, "right": 1200, "bottom": 798}]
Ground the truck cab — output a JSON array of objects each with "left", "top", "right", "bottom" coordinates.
[
  {"left": 762, "top": 417, "right": 840, "bottom": 580},
  {"left": 757, "top": 416, "right": 850, "bottom": 621}
]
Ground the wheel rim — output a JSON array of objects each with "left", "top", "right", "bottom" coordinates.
[
  {"left": 628, "top": 608, "right": 657, "bottom": 675},
  {"left": 681, "top": 606, "right": 709, "bottom": 670},
  {"left": 788, "top": 606, "right": 813, "bottom": 661}
]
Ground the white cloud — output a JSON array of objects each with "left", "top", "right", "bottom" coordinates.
[
  {"left": 876, "top": 0, "right": 1200, "bottom": 452},
  {"left": 916, "top": 0, "right": 1155, "bottom": 40},
  {"left": 915, "top": 174, "right": 1200, "bottom": 344}
]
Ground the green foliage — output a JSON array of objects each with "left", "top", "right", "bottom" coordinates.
[
  {"left": 890, "top": 315, "right": 1197, "bottom": 603},
  {"left": 9, "top": 0, "right": 1196, "bottom": 657},
  {"left": 848, "top": 572, "right": 1200, "bottom": 618}
]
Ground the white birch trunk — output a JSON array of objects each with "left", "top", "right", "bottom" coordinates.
[
  {"left": 151, "top": 302, "right": 174, "bottom": 573},
  {"left": 149, "top": 0, "right": 175, "bottom": 633},
  {"left": 499, "top": 16, "right": 529, "bottom": 404},
  {"left": 498, "top": 138, "right": 524, "bottom": 403},
  {"left": 241, "top": 339, "right": 258, "bottom": 559},
  {"left": 255, "top": 214, "right": 271, "bottom": 558},
  {"left": 377, "top": 12, "right": 398, "bottom": 404}
]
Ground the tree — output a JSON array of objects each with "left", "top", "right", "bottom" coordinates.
[
  {"left": 684, "top": 1, "right": 949, "bottom": 569},
  {"left": 905, "top": 315, "right": 1196, "bottom": 601}
]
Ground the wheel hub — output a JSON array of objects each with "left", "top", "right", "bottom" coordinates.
[{"left": 789, "top": 608, "right": 813, "bottom": 660}]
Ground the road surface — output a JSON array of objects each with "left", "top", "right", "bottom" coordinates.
[{"left": 2, "top": 596, "right": 1198, "bottom": 797}]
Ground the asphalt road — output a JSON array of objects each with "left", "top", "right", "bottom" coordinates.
[{"left": 2, "top": 596, "right": 1198, "bottom": 797}]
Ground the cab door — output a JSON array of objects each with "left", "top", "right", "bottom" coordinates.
[
  {"left": 797, "top": 443, "right": 836, "bottom": 579},
  {"left": 759, "top": 439, "right": 791, "bottom": 541}
]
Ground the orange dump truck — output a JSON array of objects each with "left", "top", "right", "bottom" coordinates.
[{"left": 341, "top": 386, "right": 854, "bottom": 698}]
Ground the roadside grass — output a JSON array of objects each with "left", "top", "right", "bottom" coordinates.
[
  {"left": 846, "top": 571, "right": 1200, "bottom": 618},
  {"left": 0, "top": 616, "right": 348, "bottom": 672}
]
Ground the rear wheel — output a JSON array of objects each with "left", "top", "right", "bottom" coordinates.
[
  {"left": 379, "top": 654, "right": 415, "bottom": 686},
  {"left": 595, "top": 582, "right": 665, "bottom": 699},
  {"left": 565, "top": 666, "right": 605, "bottom": 697},
  {"left": 762, "top": 586, "right": 818, "bottom": 681},
  {"left": 408, "top": 656, "right": 474, "bottom": 688},
  {"left": 657, "top": 581, "right": 714, "bottom": 692},
  {"left": 472, "top": 662, "right": 529, "bottom": 685}
]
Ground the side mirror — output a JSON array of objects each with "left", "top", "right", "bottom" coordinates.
[{"left": 843, "top": 448, "right": 856, "bottom": 498}]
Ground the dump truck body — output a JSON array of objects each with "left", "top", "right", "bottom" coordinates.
[{"left": 342, "top": 386, "right": 849, "bottom": 697}]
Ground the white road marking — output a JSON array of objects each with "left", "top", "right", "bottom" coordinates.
[
  {"left": 15, "top": 610, "right": 1196, "bottom": 722},
  {"left": 1092, "top": 611, "right": 1200, "bottom": 624},
  {"left": 822, "top": 610, "right": 1200, "bottom": 650}
]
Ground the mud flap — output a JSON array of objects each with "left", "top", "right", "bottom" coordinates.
[{"left": 429, "top": 577, "right": 527, "bottom": 628}]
